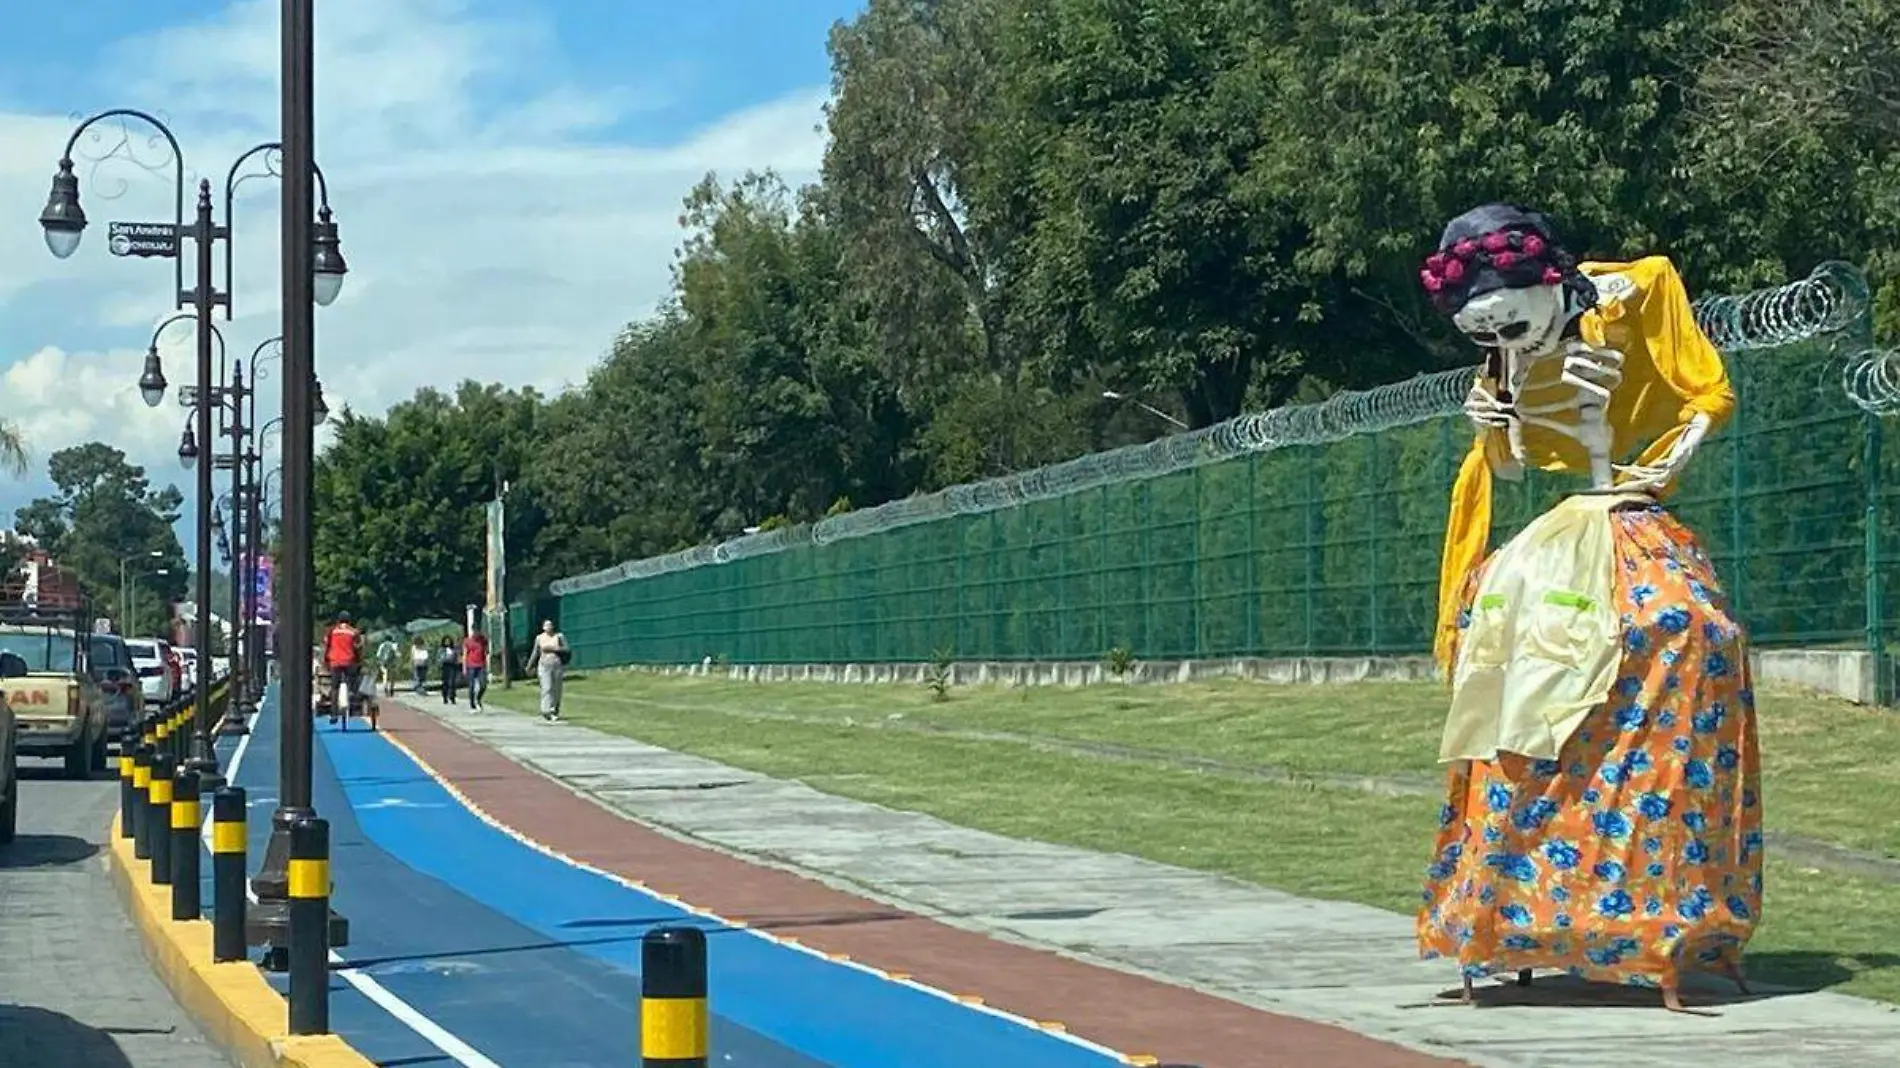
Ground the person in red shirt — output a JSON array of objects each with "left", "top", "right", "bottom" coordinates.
[
  {"left": 320, "top": 611, "right": 364, "bottom": 727},
  {"left": 462, "top": 626, "right": 490, "bottom": 711}
]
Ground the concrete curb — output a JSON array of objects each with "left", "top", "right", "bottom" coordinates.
[{"left": 105, "top": 814, "right": 374, "bottom": 1068}]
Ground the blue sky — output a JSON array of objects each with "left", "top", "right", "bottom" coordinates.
[{"left": 0, "top": 0, "right": 863, "bottom": 563}]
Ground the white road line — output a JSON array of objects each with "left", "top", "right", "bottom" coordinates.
[{"left": 202, "top": 695, "right": 502, "bottom": 1068}]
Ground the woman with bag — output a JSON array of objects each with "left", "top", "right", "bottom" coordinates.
[
  {"left": 438, "top": 635, "right": 462, "bottom": 705},
  {"left": 527, "top": 619, "right": 570, "bottom": 722}
]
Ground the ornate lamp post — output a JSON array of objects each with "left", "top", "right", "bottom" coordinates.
[{"left": 39, "top": 113, "right": 346, "bottom": 794}]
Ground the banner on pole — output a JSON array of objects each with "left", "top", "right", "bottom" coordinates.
[
  {"left": 485, "top": 498, "right": 506, "bottom": 618},
  {"left": 251, "top": 553, "right": 275, "bottom": 625}
]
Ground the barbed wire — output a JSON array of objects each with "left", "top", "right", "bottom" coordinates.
[{"left": 549, "top": 262, "right": 1874, "bottom": 596}]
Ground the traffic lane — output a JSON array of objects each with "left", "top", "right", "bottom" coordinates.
[
  {"left": 0, "top": 760, "right": 229, "bottom": 1067},
  {"left": 237, "top": 700, "right": 826, "bottom": 1067},
  {"left": 329, "top": 722, "right": 1124, "bottom": 1068}
]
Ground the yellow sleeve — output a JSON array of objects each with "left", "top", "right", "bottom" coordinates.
[
  {"left": 1435, "top": 435, "right": 1493, "bottom": 674},
  {"left": 1632, "top": 256, "right": 1735, "bottom": 429}
]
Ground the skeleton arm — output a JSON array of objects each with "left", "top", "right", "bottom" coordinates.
[
  {"left": 1613, "top": 413, "right": 1713, "bottom": 494},
  {"left": 1463, "top": 380, "right": 1525, "bottom": 481}
]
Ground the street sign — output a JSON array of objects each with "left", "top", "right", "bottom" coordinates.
[
  {"left": 178, "top": 385, "right": 198, "bottom": 408},
  {"left": 107, "top": 221, "right": 179, "bottom": 259},
  {"left": 212, "top": 454, "right": 236, "bottom": 471}
]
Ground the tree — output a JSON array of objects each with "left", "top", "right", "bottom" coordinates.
[
  {"left": 14, "top": 442, "right": 188, "bottom": 635},
  {"left": 312, "top": 384, "right": 545, "bottom": 625}
]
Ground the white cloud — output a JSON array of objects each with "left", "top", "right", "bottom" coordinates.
[{"left": 0, "top": 0, "right": 831, "bottom": 532}]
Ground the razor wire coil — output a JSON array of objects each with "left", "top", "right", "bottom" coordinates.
[{"left": 549, "top": 262, "right": 1874, "bottom": 596}]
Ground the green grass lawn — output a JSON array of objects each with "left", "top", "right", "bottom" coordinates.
[{"left": 486, "top": 671, "right": 1900, "bottom": 1003}]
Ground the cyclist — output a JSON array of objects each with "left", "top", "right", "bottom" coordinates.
[{"left": 320, "top": 610, "right": 365, "bottom": 729}]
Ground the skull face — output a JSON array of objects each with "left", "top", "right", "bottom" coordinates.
[{"left": 1452, "top": 284, "right": 1567, "bottom": 367}]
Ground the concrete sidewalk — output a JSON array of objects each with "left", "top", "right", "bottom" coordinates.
[{"left": 395, "top": 693, "right": 1900, "bottom": 1068}]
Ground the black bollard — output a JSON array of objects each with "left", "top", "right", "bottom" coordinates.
[
  {"left": 131, "top": 741, "right": 154, "bottom": 860},
  {"left": 287, "top": 817, "right": 331, "bottom": 1035},
  {"left": 148, "top": 752, "right": 174, "bottom": 886},
  {"left": 170, "top": 768, "right": 202, "bottom": 920},
  {"left": 211, "top": 786, "right": 248, "bottom": 962},
  {"left": 641, "top": 926, "right": 709, "bottom": 1067},
  {"left": 117, "top": 743, "right": 136, "bottom": 839}
]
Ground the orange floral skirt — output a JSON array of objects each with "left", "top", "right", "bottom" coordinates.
[{"left": 1418, "top": 504, "right": 1763, "bottom": 988}]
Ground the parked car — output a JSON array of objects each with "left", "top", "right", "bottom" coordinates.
[
  {"left": 0, "top": 615, "right": 111, "bottom": 778},
  {"left": 86, "top": 632, "right": 144, "bottom": 747},
  {"left": 0, "top": 663, "right": 17, "bottom": 844},
  {"left": 126, "top": 637, "right": 176, "bottom": 708}
]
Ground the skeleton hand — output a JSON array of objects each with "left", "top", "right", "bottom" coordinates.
[
  {"left": 1560, "top": 340, "right": 1625, "bottom": 403},
  {"left": 1463, "top": 381, "right": 1514, "bottom": 430},
  {"left": 1614, "top": 413, "right": 1713, "bottom": 495}
]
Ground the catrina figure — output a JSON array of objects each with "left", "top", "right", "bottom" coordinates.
[{"left": 1416, "top": 203, "right": 1762, "bottom": 1012}]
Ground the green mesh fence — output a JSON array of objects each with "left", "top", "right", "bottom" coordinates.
[{"left": 514, "top": 269, "right": 1898, "bottom": 692}]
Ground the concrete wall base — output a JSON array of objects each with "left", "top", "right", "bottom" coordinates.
[{"left": 606, "top": 647, "right": 1883, "bottom": 705}]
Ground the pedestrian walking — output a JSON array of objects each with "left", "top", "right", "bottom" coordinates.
[
  {"left": 438, "top": 635, "right": 462, "bottom": 705},
  {"left": 410, "top": 637, "right": 430, "bottom": 692},
  {"left": 462, "top": 626, "right": 490, "bottom": 711},
  {"left": 527, "top": 619, "right": 569, "bottom": 722}
]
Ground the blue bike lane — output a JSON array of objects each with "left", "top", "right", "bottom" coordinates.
[{"left": 209, "top": 691, "right": 1129, "bottom": 1068}]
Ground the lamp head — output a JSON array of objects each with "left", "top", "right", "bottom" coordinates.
[
  {"left": 39, "top": 159, "right": 86, "bottom": 259},
  {"left": 311, "top": 206, "right": 347, "bottom": 307},
  {"left": 138, "top": 348, "right": 168, "bottom": 408}
]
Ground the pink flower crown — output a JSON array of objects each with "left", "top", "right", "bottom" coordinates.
[{"left": 1419, "top": 228, "right": 1563, "bottom": 302}]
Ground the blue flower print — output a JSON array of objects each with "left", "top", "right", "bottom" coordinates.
[
  {"left": 1485, "top": 852, "right": 1539, "bottom": 883},
  {"left": 1657, "top": 710, "right": 1677, "bottom": 728},
  {"left": 1647, "top": 862, "right": 1665, "bottom": 878},
  {"left": 1685, "top": 840, "right": 1710, "bottom": 864},
  {"left": 1661, "top": 648, "right": 1681, "bottom": 666},
  {"left": 1600, "top": 762, "right": 1626, "bottom": 786},
  {"left": 1614, "top": 704, "right": 1648, "bottom": 731},
  {"left": 1642, "top": 837, "right": 1662, "bottom": 854},
  {"left": 1499, "top": 904, "right": 1533, "bottom": 926},
  {"left": 1512, "top": 797, "right": 1560, "bottom": 832},
  {"left": 1486, "top": 783, "right": 1513, "bottom": 811},
  {"left": 1623, "top": 750, "right": 1652, "bottom": 774},
  {"left": 1656, "top": 606, "right": 1692, "bottom": 634},
  {"left": 1685, "top": 760, "right": 1715, "bottom": 789},
  {"left": 1630, "top": 583, "right": 1657, "bottom": 607},
  {"left": 1543, "top": 840, "right": 1582, "bottom": 870},
  {"left": 1531, "top": 759, "right": 1561, "bottom": 779},
  {"left": 1439, "top": 802, "right": 1457, "bottom": 827},
  {"left": 1716, "top": 745, "right": 1741, "bottom": 770},
  {"left": 1725, "top": 895, "right": 1754, "bottom": 920},
  {"left": 1741, "top": 830, "right": 1762, "bottom": 860},
  {"left": 1683, "top": 811, "right": 1707, "bottom": 832},
  {"left": 1636, "top": 792, "right": 1672, "bottom": 819},
  {"left": 1692, "top": 703, "right": 1727, "bottom": 733},
  {"left": 1593, "top": 858, "right": 1627, "bottom": 882},
  {"left": 1583, "top": 788, "right": 1602, "bottom": 803},
  {"left": 1663, "top": 924, "right": 1682, "bottom": 939},
  {"left": 1689, "top": 581, "right": 1713, "bottom": 605},
  {"left": 1707, "top": 651, "right": 1732, "bottom": 678},
  {"left": 1616, "top": 675, "right": 1642, "bottom": 697},
  {"left": 1593, "top": 810, "right": 1633, "bottom": 840},
  {"left": 1457, "top": 607, "right": 1472, "bottom": 629},
  {"left": 1502, "top": 934, "right": 1541, "bottom": 950},
  {"left": 1625, "top": 630, "right": 1650, "bottom": 655},
  {"left": 1742, "top": 788, "right": 1758, "bottom": 809},
  {"left": 1555, "top": 913, "right": 1573, "bottom": 928},
  {"left": 1679, "top": 886, "right": 1715, "bottom": 921},
  {"left": 1550, "top": 885, "right": 1570, "bottom": 902},
  {"left": 1596, "top": 890, "right": 1636, "bottom": 919},
  {"left": 1664, "top": 674, "right": 1682, "bottom": 691},
  {"left": 1700, "top": 619, "right": 1726, "bottom": 641}
]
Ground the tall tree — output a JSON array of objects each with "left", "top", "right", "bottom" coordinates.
[{"left": 14, "top": 442, "right": 188, "bottom": 634}]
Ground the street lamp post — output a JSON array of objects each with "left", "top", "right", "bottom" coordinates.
[
  {"left": 118, "top": 549, "right": 162, "bottom": 634},
  {"left": 39, "top": 110, "right": 346, "bottom": 797},
  {"left": 1101, "top": 390, "right": 1190, "bottom": 430},
  {"left": 127, "top": 568, "right": 171, "bottom": 642}
]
